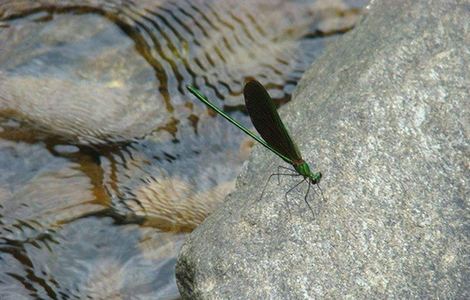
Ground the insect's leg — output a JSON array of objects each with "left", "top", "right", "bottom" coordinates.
[
  {"left": 278, "top": 165, "right": 297, "bottom": 172},
  {"left": 275, "top": 173, "right": 301, "bottom": 215},
  {"left": 304, "top": 180, "right": 315, "bottom": 216},
  {"left": 259, "top": 173, "right": 276, "bottom": 202},
  {"left": 312, "top": 185, "right": 318, "bottom": 197},
  {"left": 277, "top": 165, "right": 297, "bottom": 184},
  {"left": 284, "top": 177, "right": 307, "bottom": 214},
  {"left": 260, "top": 171, "right": 301, "bottom": 202},
  {"left": 317, "top": 183, "right": 326, "bottom": 202},
  {"left": 277, "top": 166, "right": 283, "bottom": 185},
  {"left": 259, "top": 171, "right": 296, "bottom": 201},
  {"left": 285, "top": 177, "right": 307, "bottom": 198},
  {"left": 310, "top": 181, "right": 325, "bottom": 201}
]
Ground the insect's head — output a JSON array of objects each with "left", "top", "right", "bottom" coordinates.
[
  {"left": 295, "top": 162, "right": 322, "bottom": 184},
  {"left": 310, "top": 172, "right": 322, "bottom": 184}
]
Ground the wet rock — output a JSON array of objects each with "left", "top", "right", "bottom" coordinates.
[
  {"left": 0, "top": 13, "right": 164, "bottom": 144},
  {"left": 176, "top": 0, "right": 469, "bottom": 298},
  {"left": 0, "top": 71, "right": 164, "bottom": 144}
]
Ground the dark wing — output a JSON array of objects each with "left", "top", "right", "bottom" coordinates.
[{"left": 243, "top": 80, "right": 302, "bottom": 162}]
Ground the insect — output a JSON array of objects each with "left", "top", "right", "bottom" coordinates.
[{"left": 187, "top": 80, "right": 322, "bottom": 214}]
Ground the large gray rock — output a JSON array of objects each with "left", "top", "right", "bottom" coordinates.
[{"left": 176, "top": 0, "right": 469, "bottom": 298}]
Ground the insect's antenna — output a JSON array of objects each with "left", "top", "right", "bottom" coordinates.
[{"left": 304, "top": 180, "right": 314, "bottom": 216}]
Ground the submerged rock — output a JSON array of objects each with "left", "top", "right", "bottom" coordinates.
[
  {"left": 0, "top": 71, "right": 163, "bottom": 144},
  {"left": 0, "top": 12, "right": 164, "bottom": 144},
  {"left": 176, "top": 0, "right": 468, "bottom": 298}
]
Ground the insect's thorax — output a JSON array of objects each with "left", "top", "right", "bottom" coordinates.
[
  {"left": 294, "top": 160, "right": 310, "bottom": 177},
  {"left": 294, "top": 160, "right": 322, "bottom": 184}
]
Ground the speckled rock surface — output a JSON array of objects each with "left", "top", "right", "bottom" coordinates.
[{"left": 176, "top": 0, "right": 469, "bottom": 298}]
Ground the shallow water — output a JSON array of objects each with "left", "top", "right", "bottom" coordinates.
[{"left": 0, "top": 0, "right": 366, "bottom": 298}]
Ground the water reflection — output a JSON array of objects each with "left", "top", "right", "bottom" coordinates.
[{"left": 0, "top": 0, "right": 366, "bottom": 298}]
